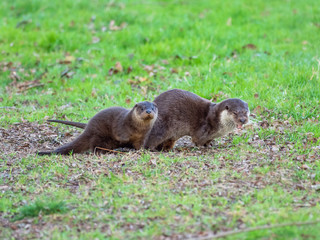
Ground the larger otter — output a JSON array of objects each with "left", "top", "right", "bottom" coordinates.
[
  {"left": 144, "top": 89, "right": 249, "bottom": 151},
  {"left": 38, "top": 101, "right": 158, "bottom": 155}
]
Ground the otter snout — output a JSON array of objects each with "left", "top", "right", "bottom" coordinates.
[
  {"left": 240, "top": 118, "right": 247, "bottom": 124},
  {"left": 146, "top": 109, "right": 152, "bottom": 114},
  {"left": 235, "top": 116, "right": 249, "bottom": 129}
]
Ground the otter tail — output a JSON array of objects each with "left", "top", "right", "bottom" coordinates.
[
  {"left": 37, "top": 133, "right": 91, "bottom": 156},
  {"left": 47, "top": 119, "right": 86, "bottom": 129}
]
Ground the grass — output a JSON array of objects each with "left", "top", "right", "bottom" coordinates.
[
  {"left": 13, "top": 200, "right": 68, "bottom": 221},
  {"left": 1, "top": 0, "right": 320, "bottom": 239}
]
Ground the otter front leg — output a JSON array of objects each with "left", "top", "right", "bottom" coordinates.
[
  {"left": 192, "top": 127, "right": 212, "bottom": 147},
  {"left": 132, "top": 140, "right": 144, "bottom": 150},
  {"left": 145, "top": 129, "right": 168, "bottom": 151},
  {"left": 192, "top": 136, "right": 212, "bottom": 147}
]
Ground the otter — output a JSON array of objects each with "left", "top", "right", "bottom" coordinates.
[
  {"left": 37, "top": 101, "right": 158, "bottom": 155},
  {"left": 144, "top": 89, "right": 249, "bottom": 151}
]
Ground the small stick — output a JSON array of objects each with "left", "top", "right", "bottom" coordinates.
[
  {"left": 0, "top": 106, "right": 17, "bottom": 109},
  {"left": 189, "top": 220, "right": 320, "bottom": 240},
  {"left": 94, "top": 146, "right": 127, "bottom": 154}
]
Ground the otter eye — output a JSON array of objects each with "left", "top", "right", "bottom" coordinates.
[{"left": 225, "top": 106, "right": 229, "bottom": 110}]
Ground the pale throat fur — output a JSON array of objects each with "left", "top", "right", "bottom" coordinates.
[
  {"left": 132, "top": 108, "right": 157, "bottom": 127},
  {"left": 213, "top": 109, "right": 249, "bottom": 138}
]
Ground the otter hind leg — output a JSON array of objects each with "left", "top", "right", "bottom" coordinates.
[
  {"left": 161, "top": 139, "right": 176, "bottom": 151},
  {"left": 154, "top": 138, "right": 176, "bottom": 151}
]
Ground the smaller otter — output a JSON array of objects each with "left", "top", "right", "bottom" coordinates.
[
  {"left": 145, "top": 89, "right": 249, "bottom": 151},
  {"left": 38, "top": 101, "right": 158, "bottom": 155}
]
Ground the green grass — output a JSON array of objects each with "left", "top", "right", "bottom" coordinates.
[
  {"left": 1, "top": 0, "right": 320, "bottom": 239},
  {"left": 13, "top": 200, "right": 69, "bottom": 221}
]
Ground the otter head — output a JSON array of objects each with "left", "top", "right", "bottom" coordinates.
[
  {"left": 133, "top": 101, "right": 158, "bottom": 122},
  {"left": 218, "top": 98, "right": 249, "bottom": 130}
]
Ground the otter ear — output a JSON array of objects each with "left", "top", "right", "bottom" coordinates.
[{"left": 225, "top": 105, "right": 229, "bottom": 110}]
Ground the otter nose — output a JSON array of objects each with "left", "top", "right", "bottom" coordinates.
[
  {"left": 146, "top": 109, "right": 151, "bottom": 114},
  {"left": 240, "top": 118, "right": 246, "bottom": 124}
]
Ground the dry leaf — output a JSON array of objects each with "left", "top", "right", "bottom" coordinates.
[
  {"left": 109, "top": 20, "right": 127, "bottom": 31},
  {"left": 242, "top": 44, "right": 257, "bottom": 50},
  {"left": 127, "top": 66, "right": 133, "bottom": 74},
  {"left": 223, "top": 72, "right": 232, "bottom": 77},
  {"left": 92, "top": 36, "right": 100, "bottom": 44},
  {"left": 226, "top": 17, "right": 232, "bottom": 26},
  {"left": 115, "top": 62, "right": 123, "bottom": 72}
]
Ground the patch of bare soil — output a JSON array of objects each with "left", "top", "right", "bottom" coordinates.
[{"left": 0, "top": 122, "right": 81, "bottom": 160}]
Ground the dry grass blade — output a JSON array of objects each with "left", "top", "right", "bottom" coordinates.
[
  {"left": 94, "top": 146, "right": 127, "bottom": 154},
  {"left": 189, "top": 220, "right": 320, "bottom": 240}
]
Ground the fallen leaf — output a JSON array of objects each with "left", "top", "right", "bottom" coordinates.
[
  {"left": 297, "top": 155, "right": 306, "bottom": 162},
  {"left": 92, "top": 36, "right": 100, "bottom": 44},
  {"left": 311, "top": 185, "right": 320, "bottom": 191},
  {"left": 170, "top": 68, "right": 178, "bottom": 74},
  {"left": 226, "top": 17, "right": 232, "bottom": 26},
  {"left": 127, "top": 66, "right": 133, "bottom": 74},
  {"left": 223, "top": 72, "right": 232, "bottom": 77},
  {"left": 115, "top": 62, "right": 123, "bottom": 72},
  {"left": 259, "top": 120, "right": 269, "bottom": 128},
  {"left": 109, "top": 20, "right": 127, "bottom": 31},
  {"left": 141, "top": 86, "right": 148, "bottom": 96},
  {"left": 253, "top": 106, "right": 262, "bottom": 115},
  {"left": 242, "top": 44, "right": 257, "bottom": 50},
  {"left": 10, "top": 71, "right": 20, "bottom": 81},
  {"left": 144, "top": 65, "right": 154, "bottom": 73},
  {"left": 59, "top": 55, "right": 75, "bottom": 64},
  {"left": 91, "top": 88, "right": 97, "bottom": 98},
  {"left": 108, "top": 67, "right": 117, "bottom": 76}
]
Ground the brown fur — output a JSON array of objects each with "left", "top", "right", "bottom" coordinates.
[
  {"left": 38, "top": 101, "right": 158, "bottom": 155},
  {"left": 144, "top": 89, "right": 249, "bottom": 151},
  {"left": 47, "top": 120, "right": 86, "bottom": 129}
]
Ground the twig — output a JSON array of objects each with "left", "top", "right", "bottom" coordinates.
[
  {"left": 189, "top": 220, "right": 320, "bottom": 240},
  {"left": 94, "top": 146, "right": 127, "bottom": 154},
  {"left": 0, "top": 106, "right": 17, "bottom": 109},
  {"left": 19, "top": 83, "right": 45, "bottom": 92}
]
